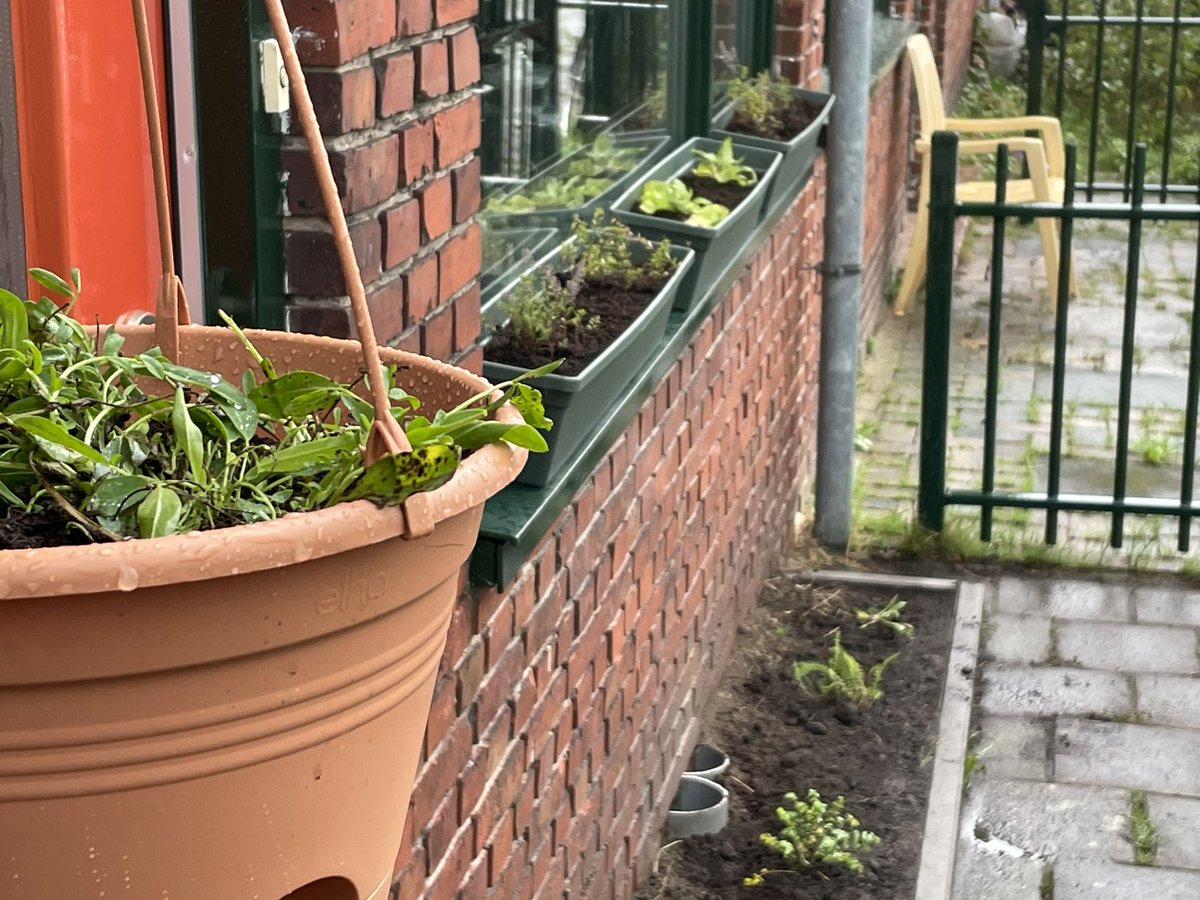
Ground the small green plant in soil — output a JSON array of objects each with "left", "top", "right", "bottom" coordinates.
[
  {"left": 487, "top": 136, "right": 645, "bottom": 214},
  {"left": 637, "top": 179, "right": 730, "bottom": 227},
  {"left": 560, "top": 210, "right": 675, "bottom": 287},
  {"left": 490, "top": 214, "right": 681, "bottom": 372},
  {"left": 0, "top": 269, "right": 552, "bottom": 547},
  {"left": 743, "top": 789, "right": 881, "bottom": 885},
  {"left": 725, "top": 67, "right": 794, "bottom": 136},
  {"left": 690, "top": 137, "right": 758, "bottom": 187},
  {"left": 855, "top": 595, "right": 914, "bottom": 638},
  {"left": 1129, "top": 790, "right": 1159, "bottom": 865},
  {"left": 566, "top": 134, "right": 639, "bottom": 179},
  {"left": 793, "top": 628, "right": 898, "bottom": 710}
]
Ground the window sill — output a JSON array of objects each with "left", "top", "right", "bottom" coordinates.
[{"left": 469, "top": 164, "right": 819, "bottom": 588}]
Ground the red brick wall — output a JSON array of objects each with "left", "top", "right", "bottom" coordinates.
[
  {"left": 775, "top": 0, "right": 824, "bottom": 89},
  {"left": 390, "top": 177, "right": 826, "bottom": 899},
  {"left": 921, "top": 0, "right": 982, "bottom": 103},
  {"left": 280, "top": 0, "right": 483, "bottom": 371}
]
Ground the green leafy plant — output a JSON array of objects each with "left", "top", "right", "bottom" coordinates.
[
  {"left": 726, "top": 67, "right": 795, "bottom": 134},
  {"left": 793, "top": 628, "right": 898, "bottom": 709},
  {"left": 744, "top": 790, "right": 881, "bottom": 885},
  {"left": 560, "top": 211, "right": 676, "bottom": 286},
  {"left": 486, "top": 174, "right": 613, "bottom": 214},
  {"left": 690, "top": 137, "right": 758, "bottom": 187},
  {"left": 855, "top": 595, "right": 914, "bottom": 638},
  {"left": 499, "top": 265, "right": 597, "bottom": 356},
  {"left": 1130, "top": 790, "right": 1159, "bottom": 865},
  {"left": 567, "top": 134, "right": 640, "bottom": 179},
  {"left": 0, "top": 270, "right": 552, "bottom": 545},
  {"left": 637, "top": 179, "right": 730, "bottom": 227}
]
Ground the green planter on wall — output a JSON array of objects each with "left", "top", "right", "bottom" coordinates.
[
  {"left": 483, "top": 133, "right": 672, "bottom": 230},
  {"left": 712, "top": 87, "right": 835, "bottom": 215},
  {"left": 481, "top": 239, "right": 695, "bottom": 487},
  {"left": 608, "top": 137, "right": 782, "bottom": 313}
]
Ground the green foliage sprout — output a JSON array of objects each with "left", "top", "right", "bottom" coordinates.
[
  {"left": 726, "top": 67, "right": 795, "bottom": 134},
  {"left": 0, "top": 270, "right": 553, "bottom": 545},
  {"left": 744, "top": 790, "right": 881, "bottom": 885},
  {"left": 855, "top": 595, "right": 914, "bottom": 638},
  {"left": 793, "top": 628, "right": 898, "bottom": 710},
  {"left": 691, "top": 137, "right": 758, "bottom": 186},
  {"left": 560, "top": 211, "right": 676, "bottom": 286},
  {"left": 500, "top": 266, "right": 595, "bottom": 350},
  {"left": 638, "top": 179, "right": 730, "bottom": 227}
]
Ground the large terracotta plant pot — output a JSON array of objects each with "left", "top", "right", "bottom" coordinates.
[{"left": 0, "top": 326, "right": 527, "bottom": 900}]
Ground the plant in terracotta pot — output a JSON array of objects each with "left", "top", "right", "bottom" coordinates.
[
  {"left": 482, "top": 211, "right": 695, "bottom": 486},
  {"left": 0, "top": 2, "right": 548, "bottom": 899},
  {"left": 712, "top": 67, "right": 835, "bottom": 212},
  {"left": 611, "top": 136, "right": 782, "bottom": 312}
]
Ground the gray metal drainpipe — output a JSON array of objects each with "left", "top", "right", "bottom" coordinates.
[{"left": 814, "top": 2, "right": 872, "bottom": 551}]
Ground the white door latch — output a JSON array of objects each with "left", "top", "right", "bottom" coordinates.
[{"left": 260, "top": 39, "right": 290, "bottom": 114}]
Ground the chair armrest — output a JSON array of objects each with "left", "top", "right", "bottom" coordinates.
[
  {"left": 914, "top": 136, "right": 1056, "bottom": 199},
  {"left": 944, "top": 115, "right": 1065, "bottom": 178}
]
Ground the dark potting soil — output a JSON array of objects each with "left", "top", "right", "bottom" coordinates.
[
  {"left": 726, "top": 94, "right": 827, "bottom": 142},
  {"left": 634, "top": 578, "right": 956, "bottom": 900},
  {"left": 486, "top": 272, "right": 667, "bottom": 376},
  {"left": 0, "top": 506, "right": 95, "bottom": 551}
]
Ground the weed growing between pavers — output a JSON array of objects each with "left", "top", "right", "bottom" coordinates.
[{"left": 1129, "top": 790, "right": 1160, "bottom": 866}]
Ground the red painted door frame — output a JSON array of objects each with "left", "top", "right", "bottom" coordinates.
[{"left": 10, "top": 0, "right": 170, "bottom": 323}]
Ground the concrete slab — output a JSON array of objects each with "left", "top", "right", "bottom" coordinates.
[
  {"left": 980, "top": 666, "right": 1133, "bottom": 719},
  {"left": 1146, "top": 793, "right": 1200, "bottom": 871},
  {"left": 1135, "top": 673, "right": 1200, "bottom": 727},
  {"left": 976, "top": 715, "right": 1051, "bottom": 781},
  {"left": 994, "top": 578, "right": 1131, "bottom": 622},
  {"left": 1055, "top": 621, "right": 1199, "bottom": 674},
  {"left": 983, "top": 614, "right": 1053, "bottom": 665},
  {"left": 1055, "top": 718, "right": 1200, "bottom": 795},
  {"left": 962, "top": 779, "right": 1131, "bottom": 863},
  {"left": 951, "top": 840, "right": 1048, "bottom": 900},
  {"left": 1134, "top": 585, "right": 1200, "bottom": 626},
  {"left": 1054, "top": 859, "right": 1200, "bottom": 900}
]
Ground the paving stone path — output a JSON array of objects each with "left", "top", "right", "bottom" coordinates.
[
  {"left": 953, "top": 575, "right": 1200, "bottom": 899},
  {"left": 855, "top": 218, "right": 1200, "bottom": 569}
]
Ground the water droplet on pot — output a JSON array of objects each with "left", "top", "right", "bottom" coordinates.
[{"left": 116, "top": 567, "right": 140, "bottom": 591}]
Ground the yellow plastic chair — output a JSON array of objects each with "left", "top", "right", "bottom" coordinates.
[{"left": 895, "top": 34, "right": 1076, "bottom": 316}]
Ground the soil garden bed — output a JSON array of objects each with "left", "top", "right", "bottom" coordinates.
[
  {"left": 486, "top": 272, "right": 667, "bottom": 375},
  {"left": 726, "top": 95, "right": 827, "bottom": 142},
  {"left": 636, "top": 576, "right": 955, "bottom": 899}
]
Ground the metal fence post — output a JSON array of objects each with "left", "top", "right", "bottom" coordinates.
[
  {"left": 917, "top": 132, "right": 958, "bottom": 533},
  {"left": 1025, "top": 0, "right": 1047, "bottom": 117}
]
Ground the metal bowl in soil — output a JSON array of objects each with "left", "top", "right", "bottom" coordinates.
[
  {"left": 481, "top": 238, "right": 694, "bottom": 487},
  {"left": 713, "top": 87, "right": 834, "bottom": 215},
  {"left": 483, "top": 132, "right": 672, "bottom": 229},
  {"left": 610, "top": 137, "right": 782, "bottom": 313},
  {"left": 634, "top": 578, "right": 957, "bottom": 900}
]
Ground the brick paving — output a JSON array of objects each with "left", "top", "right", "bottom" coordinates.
[
  {"left": 954, "top": 576, "right": 1200, "bottom": 899},
  {"left": 854, "top": 218, "right": 1200, "bottom": 570}
]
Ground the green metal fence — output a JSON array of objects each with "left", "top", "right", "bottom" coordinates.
[
  {"left": 918, "top": 130, "right": 1200, "bottom": 550},
  {"left": 1025, "top": 0, "right": 1200, "bottom": 201}
]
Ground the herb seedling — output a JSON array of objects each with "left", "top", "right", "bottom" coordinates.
[
  {"left": 637, "top": 179, "right": 730, "bottom": 227},
  {"left": 0, "top": 270, "right": 553, "bottom": 546},
  {"left": 793, "top": 629, "right": 898, "bottom": 709},
  {"left": 726, "top": 67, "right": 795, "bottom": 134},
  {"left": 500, "top": 266, "right": 596, "bottom": 352},
  {"left": 690, "top": 137, "right": 758, "bottom": 186},
  {"left": 743, "top": 790, "right": 881, "bottom": 885},
  {"left": 560, "top": 211, "right": 676, "bottom": 287},
  {"left": 855, "top": 596, "right": 914, "bottom": 638}
]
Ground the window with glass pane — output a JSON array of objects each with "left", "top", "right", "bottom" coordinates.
[
  {"left": 476, "top": 0, "right": 670, "bottom": 208},
  {"left": 714, "top": 0, "right": 741, "bottom": 100}
]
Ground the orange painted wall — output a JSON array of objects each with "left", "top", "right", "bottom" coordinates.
[{"left": 10, "top": 0, "right": 169, "bottom": 323}]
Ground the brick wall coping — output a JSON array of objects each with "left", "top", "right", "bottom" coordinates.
[
  {"left": 871, "top": 15, "right": 920, "bottom": 89},
  {"left": 468, "top": 171, "right": 823, "bottom": 588}
]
